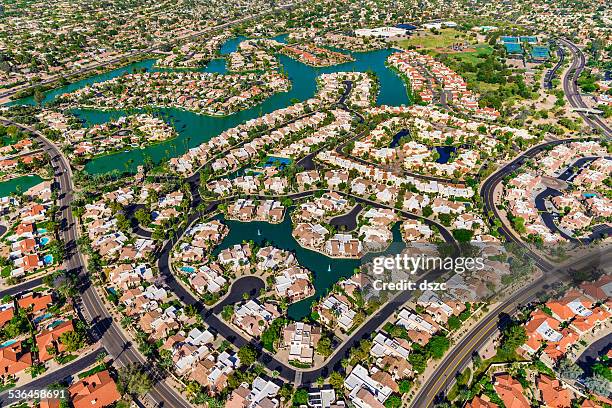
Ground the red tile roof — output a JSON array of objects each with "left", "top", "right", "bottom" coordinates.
[{"left": 69, "top": 370, "right": 121, "bottom": 408}]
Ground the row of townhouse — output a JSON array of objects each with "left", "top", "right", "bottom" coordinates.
[
  {"left": 387, "top": 51, "right": 501, "bottom": 120},
  {"left": 573, "top": 157, "right": 612, "bottom": 187},
  {"left": 505, "top": 141, "right": 610, "bottom": 242},
  {"left": 210, "top": 111, "right": 327, "bottom": 173},
  {"left": 70, "top": 114, "right": 176, "bottom": 158},
  {"left": 230, "top": 39, "right": 281, "bottom": 72},
  {"left": 155, "top": 34, "right": 229, "bottom": 68},
  {"left": 539, "top": 141, "right": 607, "bottom": 177},
  {"left": 316, "top": 149, "right": 474, "bottom": 198},
  {"left": 274, "top": 109, "right": 352, "bottom": 158},
  {"left": 0, "top": 290, "right": 83, "bottom": 376},
  {"left": 3, "top": 181, "right": 56, "bottom": 279},
  {"left": 465, "top": 371, "right": 581, "bottom": 408},
  {"left": 294, "top": 192, "right": 349, "bottom": 222},
  {"left": 281, "top": 43, "right": 354, "bottom": 67},
  {"left": 207, "top": 172, "right": 289, "bottom": 196},
  {"left": 367, "top": 105, "right": 534, "bottom": 141},
  {"left": 168, "top": 72, "right": 353, "bottom": 175},
  {"left": 61, "top": 70, "right": 290, "bottom": 116}
]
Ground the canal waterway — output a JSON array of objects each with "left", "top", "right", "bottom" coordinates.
[
  {"left": 0, "top": 175, "right": 44, "bottom": 197},
  {"left": 8, "top": 36, "right": 410, "bottom": 175},
  {"left": 213, "top": 210, "right": 403, "bottom": 320}
]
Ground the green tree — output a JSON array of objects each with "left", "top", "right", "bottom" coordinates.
[
  {"left": 293, "top": 388, "right": 309, "bottom": 405},
  {"left": 316, "top": 335, "right": 333, "bottom": 357},
  {"left": 399, "top": 380, "right": 412, "bottom": 394},
  {"left": 452, "top": 228, "right": 473, "bottom": 242},
  {"left": 117, "top": 363, "right": 153, "bottom": 397},
  {"left": 447, "top": 315, "right": 461, "bottom": 330},
  {"left": 558, "top": 358, "right": 584, "bottom": 380},
  {"left": 238, "top": 345, "right": 258, "bottom": 367},
  {"left": 60, "top": 330, "right": 85, "bottom": 352},
  {"left": 500, "top": 324, "right": 527, "bottom": 356},
  {"left": 221, "top": 305, "right": 234, "bottom": 321},
  {"left": 384, "top": 394, "right": 402, "bottom": 408},
  {"left": 329, "top": 372, "right": 344, "bottom": 390}
]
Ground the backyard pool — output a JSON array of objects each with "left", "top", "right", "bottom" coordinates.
[
  {"left": 0, "top": 339, "right": 17, "bottom": 349},
  {"left": 181, "top": 266, "right": 196, "bottom": 274},
  {"left": 43, "top": 254, "right": 54, "bottom": 264},
  {"left": 33, "top": 312, "right": 52, "bottom": 323},
  {"left": 40, "top": 237, "right": 50, "bottom": 246},
  {"left": 48, "top": 319, "right": 66, "bottom": 329}
]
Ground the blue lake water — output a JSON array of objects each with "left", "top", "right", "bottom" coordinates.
[
  {"left": 0, "top": 175, "right": 44, "bottom": 198},
  {"left": 7, "top": 37, "right": 410, "bottom": 176},
  {"left": 213, "top": 210, "right": 403, "bottom": 320},
  {"left": 434, "top": 146, "right": 457, "bottom": 164},
  {"left": 390, "top": 129, "right": 409, "bottom": 148}
]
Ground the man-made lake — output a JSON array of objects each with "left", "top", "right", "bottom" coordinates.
[
  {"left": 8, "top": 36, "right": 410, "bottom": 175},
  {"left": 0, "top": 175, "right": 44, "bottom": 197},
  {"left": 213, "top": 210, "right": 403, "bottom": 320},
  {"left": 434, "top": 146, "right": 457, "bottom": 164}
]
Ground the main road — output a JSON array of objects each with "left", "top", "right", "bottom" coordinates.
[
  {"left": 0, "top": 118, "right": 190, "bottom": 408},
  {"left": 558, "top": 38, "right": 612, "bottom": 138},
  {"left": 412, "top": 134, "right": 610, "bottom": 407}
]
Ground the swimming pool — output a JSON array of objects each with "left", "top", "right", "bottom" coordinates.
[
  {"left": 0, "top": 339, "right": 16, "bottom": 349},
  {"left": 181, "top": 266, "right": 196, "bottom": 274},
  {"left": 48, "top": 319, "right": 65, "bottom": 329},
  {"left": 40, "top": 237, "right": 50, "bottom": 245},
  {"left": 33, "top": 312, "right": 52, "bottom": 323},
  {"left": 37, "top": 228, "right": 48, "bottom": 234},
  {"left": 43, "top": 254, "right": 54, "bottom": 264}
]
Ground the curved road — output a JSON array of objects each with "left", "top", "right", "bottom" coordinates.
[
  {"left": 558, "top": 38, "right": 612, "bottom": 137},
  {"left": 0, "top": 118, "right": 190, "bottom": 408},
  {"left": 412, "top": 135, "right": 610, "bottom": 407},
  {"left": 156, "top": 185, "right": 459, "bottom": 385}
]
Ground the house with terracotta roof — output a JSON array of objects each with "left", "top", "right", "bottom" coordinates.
[
  {"left": 580, "top": 275, "right": 612, "bottom": 301},
  {"left": 465, "top": 395, "right": 499, "bottom": 408},
  {"left": 68, "top": 370, "right": 121, "bottom": 408},
  {"left": 570, "top": 306, "right": 610, "bottom": 335},
  {"left": 537, "top": 374, "right": 573, "bottom": 408},
  {"left": 17, "top": 292, "right": 53, "bottom": 315},
  {"left": 0, "top": 302, "right": 15, "bottom": 327},
  {"left": 522, "top": 309, "right": 579, "bottom": 363},
  {"left": 493, "top": 374, "right": 531, "bottom": 408},
  {"left": 0, "top": 341, "right": 32, "bottom": 376},
  {"left": 546, "top": 290, "right": 593, "bottom": 321},
  {"left": 36, "top": 320, "right": 75, "bottom": 361}
]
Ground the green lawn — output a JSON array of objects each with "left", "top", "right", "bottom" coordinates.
[
  {"left": 439, "top": 44, "right": 494, "bottom": 65},
  {"left": 397, "top": 28, "right": 470, "bottom": 50}
]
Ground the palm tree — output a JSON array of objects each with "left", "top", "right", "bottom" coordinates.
[
  {"left": 120, "top": 316, "right": 133, "bottom": 329},
  {"left": 185, "top": 381, "right": 201, "bottom": 401}
]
